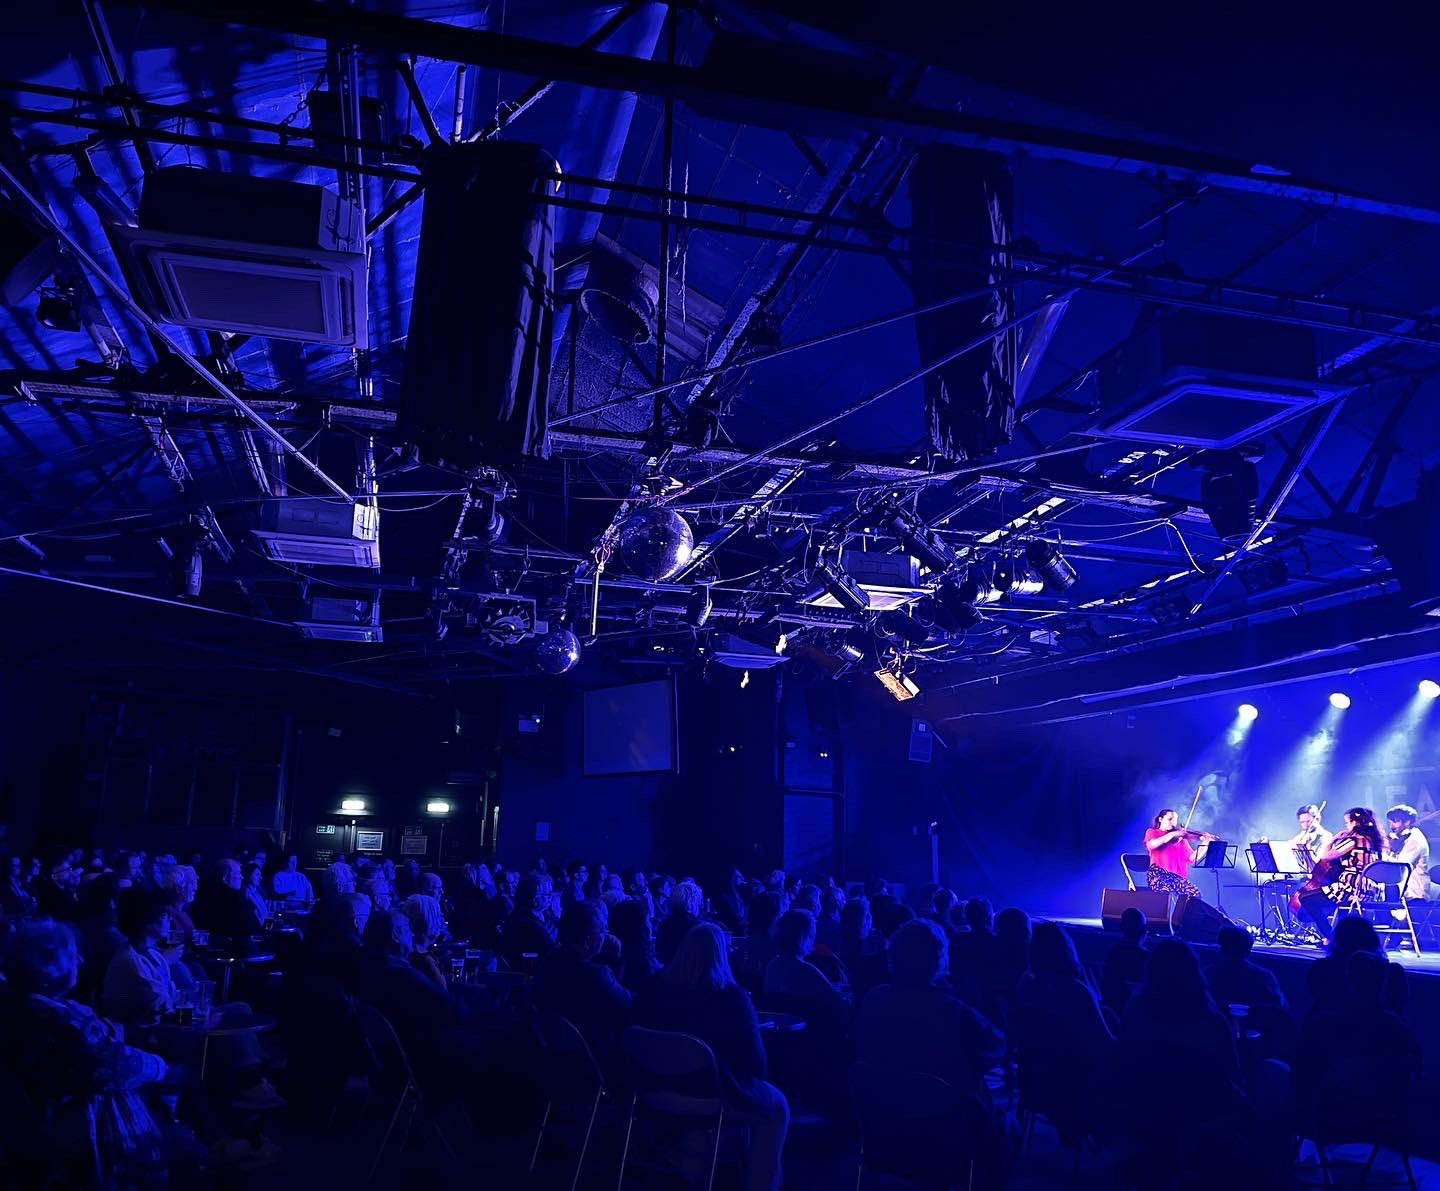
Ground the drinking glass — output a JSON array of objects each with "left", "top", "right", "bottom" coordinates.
[{"left": 194, "top": 980, "right": 216, "bottom": 1024}]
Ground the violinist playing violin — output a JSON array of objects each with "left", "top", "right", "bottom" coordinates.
[{"left": 1143, "top": 809, "right": 1217, "bottom": 900}]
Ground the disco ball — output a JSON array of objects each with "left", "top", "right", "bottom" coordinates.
[
  {"left": 534, "top": 628, "right": 581, "bottom": 675},
  {"left": 616, "top": 506, "right": 694, "bottom": 581}
]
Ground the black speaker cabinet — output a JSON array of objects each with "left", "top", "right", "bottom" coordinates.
[
  {"left": 1100, "top": 888, "right": 1170, "bottom": 931},
  {"left": 1173, "top": 895, "right": 1235, "bottom": 945}
]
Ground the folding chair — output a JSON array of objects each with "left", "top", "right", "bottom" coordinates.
[
  {"left": 851, "top": 1061, "right": 989, "bottom": 1189},
  {"left": 530, "top": 1015, "right": 613, "bottom": 1191},
  {"left": 354, "top": 1004, "right": 458, "bottom": 1182},
  {"left": 618, "top": 1026, "right": 725, "bottom": 1191},
  {"left": 1332, "top": 861, "right": 1420, "bottom": 952},
  {"left": 1120, "top": 854, "right": 1152, "bottom": 892}
]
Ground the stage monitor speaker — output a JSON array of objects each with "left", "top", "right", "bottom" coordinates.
[
  {"left": 1100, "top": 888, "right": 1169, "bottom": 932},
  {"left": 1173, "top": 895, "right": 1235, "bottom": 945}
]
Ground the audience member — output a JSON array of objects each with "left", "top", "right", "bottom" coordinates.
[
  {"left": 837, "top": 893, "right": 889, "bottom": 997},
  {"left": 1099, "top": 906, "right": 1149, "bottom": 1016},
  {"left": 191, "top": 859, "right": 263, "bottom": 942},
  {"left": 269, "top": 854, "right": 315, "bottom": 906},
  {"left": 532, "top": 900, "right": 633, "bottom": 1058},
  {"left": 655, "top": 877, "right": 705, "bottom": 964},
  {"left": 855, "top": 919, "right": 1004, "bottom": 1096},
  {"left": 1206, "top": 925, "right": 1288, "bottom": 1011},
  {"left": 638, "top": 923, "right": 788, "bottom": 1191},
  {"left": 241, "top": 862, "right": 270, "bottom": 925},
  {"left": 102, "top": 886, "right": 181, "bottom": 1026},
  {"left": 763, "top": 908, "right": 851, "bottom": 1022},
  {"left": 1307, "top": 915, "right": 1407, "bottom": 1018},
  {"left": 401, "top": 893, "right": 449, "bottom": 988},
  {"left": 610, "top": 895, "right": 660, "bottom": 993},
  {"left": 502, "top": 873, "right": 558, "bottom": 970}
]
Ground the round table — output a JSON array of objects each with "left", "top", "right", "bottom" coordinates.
[{"left": 153, "top": 1011, "right": 277, "bottom": 1080}]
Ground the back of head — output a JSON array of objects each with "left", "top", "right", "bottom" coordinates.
[
  {"left": 888, "top": 919, "right": 947, "bottom": 987},
  {"left": 558, "top": 899, "right": 606, "bottom": 947},
  {"left": 1217, "top": 925, "right": 1252, "bottom": 959},
  {"left": 873, "top": 900, "right": 915, "bottom": 939},
  {"left": 663, "top": 921, "right": 733, "bottom": 991},
  {"left": 5, "top": 917, "right": 80, "bottom": 996},
  {"left": 1029, "top": 921, "right": 1081, "bottom": 981},
  {"left": 932, "top": 887, "right": 957, "bottom": 917},
  {"left": 339, "top": 891, "right": 371, "bottom": 934},
  {"left": 609, "top": 896, "right": 651, "bottom": 943},
  {"left": 794, "top": 883, "right": 822, "bottom": 917},
  {"left": 748, "top": 890, "right": 784, "bottom": 937},
  {"left": 670, "top": 878, "right": 704, "bottom": 918},
  {"left": 964, "top": 896, "right": 994, "bottom": 932},
  {"left": 364, "top": 908, "right": 413, "bottom": 956},
  {"left": 995, "top": 907, "right": 1031, "bottom": 943},
  {"left": 821, "top": 885, "right": 845, "bottom": 916},
  {"left": 1141, "top": 938, "right": 1212, "bottom": 1014},
  {"left": 116, "top": 885, "right": 170, "bottom": 943},
  {"left": 840, "top": 894, "right": 870, "bottom": 938},
  {"left": 1345, "top": 949, "right": 1388, "bottom": 1007},
  {"left": 1118, "top": 906, "right": 1146, "bottom": 942},
  {"left": 772, "top": 908, "right": 817, "bottom": 958},
  {"left": 401, "top": 893, "right": 444, "bottom": 944},
  {"left": 517, "top": 872, "right": 552, "bottom": 915},
  {"left": 865, "top": 877, "right": 890, "bottom": 898},
  {"left": 1331, "top": 913, "right": 1382, "bottom": 958}
]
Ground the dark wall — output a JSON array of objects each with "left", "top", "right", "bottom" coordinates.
[{"left": 495, "top": 670, "right": 786, "bottom": 885}]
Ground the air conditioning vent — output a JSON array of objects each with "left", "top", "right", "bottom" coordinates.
[
  {"left": 807, "top": 549, "right": 923, "bottom": 610},
  {"left": 297, "top": 593, "right": 382, "bottom": 642},
  {"left": 1095, "top": 311, "right": 1347, "bottom": 448},
  {"left": 112, "top": 167, "right": 367, "bottom": 346},
  {"left": 253, "top": 500, "right": 379, "bottom": 569}
]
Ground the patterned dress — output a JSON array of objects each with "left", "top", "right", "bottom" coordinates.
[{"left": 1326, "top": 831, "right": 1378, "bottom": 909}]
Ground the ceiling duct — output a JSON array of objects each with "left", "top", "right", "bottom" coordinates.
[
  {"left": 253, "top": 499, "right": 380, "bottom": 569},
  {"left": 580, "top": 255, "right": 659, "bottom": 346},
  {"left": 710, "top": 632, "right": 790, "bottom": 670},
  {"left": 1095, "top": 310, "right": 1346, "bottom": 448},
  {"left": 112, "top": 167, "right": 366, "bottom": 346}
]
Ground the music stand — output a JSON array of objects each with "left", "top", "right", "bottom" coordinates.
[
  {"left": 1247, "top": 841, "right": 1305, "bottom": 941},
  {"left": 1193, "top": 840, "right": 1236, "bottom": 913}
]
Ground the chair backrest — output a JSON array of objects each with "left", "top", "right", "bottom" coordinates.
[
  {"left": 851, "top": 1061, "right": 985, "bottom": 1182},
  {"left": 1120, "top": 854, "right": 1151, "bottom": 890},
  {"left": 354, "top": 1003, "right": 417, "bottom": 1090},
  {"left": 536, "top": 1014, "right": 608, "bottom": 1101},
  {"left": 1363, "top": 860, "right": 1411, "bottom": 893},
  {"left": 621, "top": 1026, "right": 722, "bottom": 1116}
]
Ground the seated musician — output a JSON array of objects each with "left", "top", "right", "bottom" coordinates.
[
  {"left": 1385, "top": 804, "right": 1431, "bottom": 902},
  {"left": 1142, "top": 809, "right": 1213, "bottom": 899},
  {"left": 1295, "top": 807, "right": 1385, "bottom": 941},
  {"left": 1287, "top": 803, "right": 1332, "bottom": 868}
]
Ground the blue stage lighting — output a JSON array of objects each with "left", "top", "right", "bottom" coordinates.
[
  {"left": 1329, "top": 691, "right": 1352, "bottom": 710},
  {"left": 1419, "top": 679, "right": 1440, "bottom": 700},
  {"left": 1237, "top": 703, "right": 1259, "bottom": 722}
]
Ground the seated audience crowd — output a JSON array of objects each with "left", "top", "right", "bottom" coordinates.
[{"left": 0, "top": 836, "right": 1427, "bottom": 1188}]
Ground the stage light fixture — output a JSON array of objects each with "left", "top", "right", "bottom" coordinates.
[
  {"left": 1419, "top": 679, "right": 1440, "bottom": 700},
  {"left": 686, "top": 584, "right": 713, "bottom": 628},
  {"left": 874, "top": 667, "right": 920, "bottom": 701},
  {"left": 1329, "top": 692, "right": 1351, "bottom": 710},
  {"left": 815, "top": 558, "right": 871, "bottom": 612},
  {"left": 1237, "top": 703, "right": 1259, "bottom": 722},
  {"left": 877, "top": 609, "right": 930, "bottom": 648},
  {"left": 425, "top": 800, "right": 451, "bottom": 815},
  {"left": 341, "top": 797, "right": 366, "bottom": 812},
  {"left": 1025, "top": 540, "right": 1079, "bottom": 592},
  {"left": 882, "top": 510, "right": 957, "bottom": 574},
  {"left": 1199, "top": 450, "right": 1260, "bottom": 541}
]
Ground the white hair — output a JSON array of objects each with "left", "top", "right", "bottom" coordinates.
[
  {"left": 671, "top": 879, "right": 704, "bottom": 918},
  {"left": 402, "top": 893, "right": 446, "bottom": 944}
]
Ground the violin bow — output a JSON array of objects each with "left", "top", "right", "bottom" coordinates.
[{"left": 1183, "top": 782, "right": 1204, "bottom": 830}]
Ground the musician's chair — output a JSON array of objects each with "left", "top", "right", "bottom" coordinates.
[
  {"left": 1330, "top": 860, "right": 1421, "bottom": 953},
  {"left": 1119, "top": 853, "right": 1151, "bottom": 893}
]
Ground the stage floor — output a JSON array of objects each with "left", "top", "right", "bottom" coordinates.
[{"left": 1053, "top": 915, "right": 1440, "bottom": 977}]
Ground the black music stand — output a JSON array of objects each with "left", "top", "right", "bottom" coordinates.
[
  {"left": 1193, "top": 840, "right": 1236, "bottom": 914},
  {"left": 1246, "top": 842, "right": 1308, "bottom": 942}
]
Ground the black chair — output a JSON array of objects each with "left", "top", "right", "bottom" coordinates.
[
  {"left": 530, "top": 1015, "right": 612, "bottom": 1191},
  {"left": 1120, "top": 854, "right": 1151, "bottom": 892},
  {"left": 618, "top": 1026, "right": 725, "bottom": 1191},
  {"left": 354, "top": 1004, "right": 458, "bottom": 1181},
  {"left": 1337, "top": 860, "right": 1422, "bottom": 952},
  {"left": 851, "top": 1061, "right": 991, "bottom": 1189}
]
